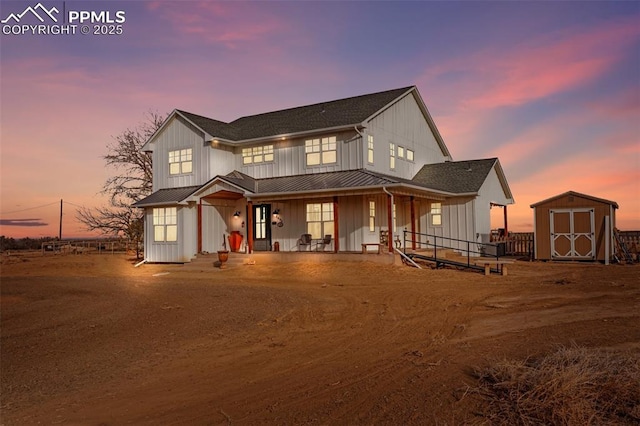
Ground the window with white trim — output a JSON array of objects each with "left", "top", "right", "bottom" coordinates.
[
  {"left": 305, "top": 136, "right": 337, "bottom": 166},
  {"left": 367, "top": 135, "right": 374, "bottom": 164},
  {"left": 430, "top": 202, "right": 442, "bottom": 226},
  {"left": 407, "top": 149, "right": 414, "bottom": 162},
  {"left": 169, "top": 149, "right": 192, "bottom": 175},
  {"left": 389, "top": 143, "right": 395, "bottom": 170},
  {"left": 242, "top": 145, "right": 274, "bottom": 164},
  {"left": 153, "top": 207, "right": 177, "bottom": 242},
  {"left": 306, "top": 202, "right": 334, "bottom": 239},
  {"left": 369, "top": 200, "right": 376, "bottom": 232},
  {"left": 398, "top": 146, "right": 405, "bottom": 159}
]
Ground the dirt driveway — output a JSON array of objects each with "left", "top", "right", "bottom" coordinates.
[{"left": 1, "top": 253, "right": 639, "bottom": 425}]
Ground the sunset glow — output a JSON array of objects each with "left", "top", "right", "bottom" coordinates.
[{"left": 1, "top": 1, "right": 638, "bottom": 238}]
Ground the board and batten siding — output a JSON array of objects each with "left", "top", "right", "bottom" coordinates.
[
  {"left": 239, "top": 130, "right": 362, "bottom": 179},
  {"left": 418, "top": 198, "right": 476, "bottom": 253},
  {"left": 260, "top": 196, "right": 374, "bottom": 252},
  {"left": 144, "top": 206, "right": 195, "bottom": 263},
  {"left": 152, "top": 116, "right": 209, "bottom": 191},
  {"left": 366, "top": 93, "right": 449, "bottom": 179}
]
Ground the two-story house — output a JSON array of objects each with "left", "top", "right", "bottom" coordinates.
[{"left": 134, "top": 86, "right": 514, "bottom": 262}]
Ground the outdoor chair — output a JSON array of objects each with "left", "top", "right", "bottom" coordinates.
[
  {"left": 297, "top": 233, "right": 312, "bottom": 251},
  {"left": 314, "top": 234, "right": 332, "bottom": 251}
]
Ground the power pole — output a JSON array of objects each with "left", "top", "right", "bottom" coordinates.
[{"left": 59, "top": 199, "right": 63, "bottom": 240}]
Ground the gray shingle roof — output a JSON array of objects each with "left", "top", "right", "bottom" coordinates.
[
  {"left": 133, "top": 186, "right": 201, "bottom": 207},
  {"left": 135, "top": 163, "right": 495, "bottom": 207},
  {"left": 176, "top": 110, "right": 240, "bottom": 141},
  {"left": 221, "top": 171, "right": 257, "bottom": 193},
  {"left": 412, "top": 159, "right": 498, "bottom": 193},
  {"left": 177, "top": 86, "right": 413, "bottom": 142}
]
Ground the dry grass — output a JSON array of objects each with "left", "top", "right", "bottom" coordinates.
[{"left": 472, "top": 345, "right": 640, "bottom": 425}]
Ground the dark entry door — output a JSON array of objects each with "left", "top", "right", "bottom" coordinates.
[{"left": 253, "top": 204, "right": 271, "bottom": 251}]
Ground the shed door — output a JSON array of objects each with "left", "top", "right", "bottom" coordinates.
[{"left": 550, "top": 208, "right": 595, "bottom": 259}]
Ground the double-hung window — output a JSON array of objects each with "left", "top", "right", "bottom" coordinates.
[
  {"left": 367, "top": 135, "right": 374, "bottom": 164},
  {"left": 407, "top": 149, "right": 414, "bottom": 162},
  {"left": 306, "top": 202, "right": 334, "bottom": 239},
  {"left": 153, "top": 207, "right": 177, "bottom": 242},
  {"left": 169, "top": 149, "right": 192, "bottom": 175},
  {"left": 305, "top": 136, "right": 337, "bottom": 166},
  {"left": 369, "top": 201, "right": 376, "bottom": 232},
  {"left": 242, "top": 145, "right": 274, "bottom": 164},
  {"left": 389, "top": 143, "right": 396, "bottom": 170},
  {"left": 430, "top": 202, "right": 442, "bottom": 226}
]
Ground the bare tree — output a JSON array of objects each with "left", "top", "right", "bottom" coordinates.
[{"left": 77, "top": 111, "right": 167, "bottom": 257}]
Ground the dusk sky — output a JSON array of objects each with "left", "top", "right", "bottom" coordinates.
[{"left": 1, "top": 0, "right": 638, "bottom": 239}]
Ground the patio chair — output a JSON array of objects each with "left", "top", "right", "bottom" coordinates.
[
  {"left": 314, "top": 234, "right": 332, "bottom": 251},
  {"left": 297, "top": 233, "right": 312, "bottom": 251}
]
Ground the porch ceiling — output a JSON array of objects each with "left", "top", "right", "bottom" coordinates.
[{"left": 202, "top": 190, "right": 245, "bottom": 201}]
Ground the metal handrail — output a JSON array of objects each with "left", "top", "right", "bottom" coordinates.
[{"left": 403, "top": 229, "right": 501, "bottom": 268}]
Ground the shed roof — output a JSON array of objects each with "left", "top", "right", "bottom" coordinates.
[{"left": 530, "top": 191, "right": 619, "bottom": 208}]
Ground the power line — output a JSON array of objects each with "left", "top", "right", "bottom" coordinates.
[
  {"left": 0, "top": 201, "right": 59, "bottom": 216},
  {"left": 63, "top": 201, "right": 85, "bottom": 209}
]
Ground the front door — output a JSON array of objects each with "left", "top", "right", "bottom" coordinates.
[{"left": 253, "top": 204, "right": 271, "bottom": 251}]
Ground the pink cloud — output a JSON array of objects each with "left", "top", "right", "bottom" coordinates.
[
  {"left": 420, "top": 15, "right": 640, "bottom": 110},
  {"left": 145, "top": 2, "right": 291, "bottom": 49}
]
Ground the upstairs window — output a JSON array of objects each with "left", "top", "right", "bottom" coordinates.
[
  {"left": 242, "top": 145, "right": 274, "bottom": 165},
  {"left": 389, "top": 143, "right": 396, "bottom": 170},
  {"left": 430, "top": 202, "right": 442, "bottom": 226},
  {"left": 367, "top": 135, "right": 374, "bottom": 164},
  {"left": 306, "top": 202, "right": 334, "bottom": 239},
  {"left": 153, "top": 207, "right": 177, "bottom": 242},
  {"left": 306, "top": 136, "right": 337, "bottom": 166},
  {"left": 398, "top": 146, "right": 405, "bottom": 159},
  {"left": 169, "top": 149, "right": 192, "bottom": 175},
  {"left": 407, "top": 149, "right": 414, "bottom": 162}
]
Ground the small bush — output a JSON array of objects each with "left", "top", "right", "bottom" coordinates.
[{"left": 473, "top": 346, "right": 640, "bottom": 425}]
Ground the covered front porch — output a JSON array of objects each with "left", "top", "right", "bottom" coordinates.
[{"left": 191, "top": 181, "right": 461, "bottom": 257}]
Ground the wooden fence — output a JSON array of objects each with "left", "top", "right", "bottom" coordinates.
[
  {"left": 491, "top": 232, "right": 534, "bottom": 258},
  {"left": 617, "top": 231, "right": 640, "bottom": 260},
  {"left": 41, "top": 238, "right": 133, "bottom": 255},
  {"left": 491, "top": 230, "right": 638, "bottom": 261}
]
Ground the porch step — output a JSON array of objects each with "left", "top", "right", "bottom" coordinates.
[{"left": 184, "top": 251, "right": 250, "bottom": 270}]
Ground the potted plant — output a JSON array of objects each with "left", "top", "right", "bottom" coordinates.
[{"left": 217, "top": 234, "right": 229, "bottom": 268}]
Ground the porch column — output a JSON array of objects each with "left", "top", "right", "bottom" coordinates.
[
  {"left": 247, "top": 200, "right": 253, "bottom": 254},
  {"left": 333, "top": 196, "right": 339, "bottom": 253},
  {"left": 410, "top": 196, "right": 416, "bottom": 250},
  {"left": 387, "top": 193, "right": 393, "bottom": 252},
  {"left": 197, "top": 199, "right": 202, "bottom": 253},
  {"left": 504, "top": 205, "right": 508, "bottom": 236}
]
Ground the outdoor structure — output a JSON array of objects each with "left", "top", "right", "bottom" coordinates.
[
  {"left": 134, "top": 86, "right": 514, "bottom": 263},
  {"left": 530, "top": 191, "right": 618, "bottom": 262}
]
